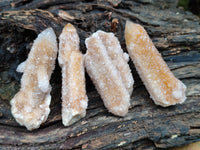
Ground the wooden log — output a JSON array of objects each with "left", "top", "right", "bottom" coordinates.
[{"left": 0, "top": 0, "right": 200, "bottom": 149}]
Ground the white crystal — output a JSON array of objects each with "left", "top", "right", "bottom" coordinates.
[
  {"left": 84, "top": 30, "right": 134, "bottom": 117},
  {"left": 58, "top": 23, "right": 88, "bottom": 126},
  {"left": 16, "top": 60, "right": 26, "bottom": 73},
  {"left": 10, "top": 28, "right": 58, "bottom": 130}
]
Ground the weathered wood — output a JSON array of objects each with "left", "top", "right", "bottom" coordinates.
[{"left": 0, "top": 0, "right": 200, "bottom": 149}]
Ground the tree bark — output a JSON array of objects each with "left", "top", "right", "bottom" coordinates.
[{"left": 0, "top": 0, "right": 200, "bottom": 149}]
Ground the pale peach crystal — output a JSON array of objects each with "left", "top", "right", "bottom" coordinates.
[
  {"left": 125, "top": 21, "right": 186, "bottom": 107},
  {"left": 58, "top": 23, "right": 88, "bottom": 126},
  {"left": 84, "top": 30, "right": 134, "bottom": 117},
  {"left": 10, "top": 28, "right": 58, "bottom": 130},
  {"left": 97, "top": 31, "right": 134, "bottom": 95}
]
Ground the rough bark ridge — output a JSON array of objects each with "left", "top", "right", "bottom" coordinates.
[{"left": 0, "top": 0, "right": 200, "bottom": 149}]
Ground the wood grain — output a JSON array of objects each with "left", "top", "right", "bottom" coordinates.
[{"left": 0, "top": 0, "right": 199, "bottom": 149}]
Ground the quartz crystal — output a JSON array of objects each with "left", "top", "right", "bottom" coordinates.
[
  {"left": 125, "top": 21, "right": 186, "bottom": 107},
  {"left": 84, "top": 30, "right": 134, "bottom": 116},
  {"left": 10, "top": 28, "right": 58, "bottom": 130},
  {"left": 59, "top": 23, "right": 88, "bottom": 126},
  {"left": 97, "top": 31, "right": 134, "bottom": 95}
]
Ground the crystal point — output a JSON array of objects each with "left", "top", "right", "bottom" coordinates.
[
  {"left": 85, "top": 30, "right": 134, "bottom": 116},
  {"left": 10, "top": 28, "right": 58, "bottom": 130},
  {"left": 125, "top": 21, "right": 186, "bottom": 107}
]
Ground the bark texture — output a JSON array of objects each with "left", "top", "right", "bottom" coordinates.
[{"left": 0, "top": 0, "right": 200, "bottom": 149}]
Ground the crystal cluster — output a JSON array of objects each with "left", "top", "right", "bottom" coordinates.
[
  {"left": 10, "top": 21, "right": 187, "bottom": 130},
  {"left": 84, "top": 30, "right": 134, "bottom": 116},
  {"left": 59, "top": 24, "right": 88, "bottom": 126},
  {"left": 125, "top": 21, "right": 186, "bottom": 107},
  {"left": 10, "top": 28, "right": 58, "bottom": 130}
]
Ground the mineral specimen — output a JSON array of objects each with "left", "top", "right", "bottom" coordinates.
[
  {"left": 125, "top": 21, "right": 186, "bottom": 107},
  {"left": 59, "top": 23, "right": 88, "bottom": 126},
  {"left": 84, "top": 30, "right": 134, "bottom": 117},
  {"left": 10, "top": 28, "right": 58, "bottom": 130},
  {"left": 97, "top": 31, "right": 134, "bottom": 95}
]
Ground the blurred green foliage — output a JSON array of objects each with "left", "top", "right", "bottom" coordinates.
[
  {"left": 178, "top": 0, "right": 189, "bottom": 10},
  {"left": 178, "top": 0, "right": 200, "bottom": 17}
]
